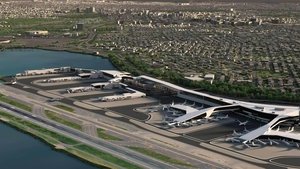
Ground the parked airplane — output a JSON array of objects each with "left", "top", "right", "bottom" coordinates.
[
  {"left": 268, "top": 138, "right": 279, "bottom": 146},
  {"left": 196, "top": 119, "right": 205, "bottom": 124},
  {"left": 225, "top": 137, "right": 240, "bottom": 143},
  {"left": 256, "top": 139, "right": 267, "bottom": 145},
  {"left": 216, "top": 114, "right": 229, "bottom": 120},
  {"left": 237, "top": 120, "right": 249, "bottom": 126},
  {"left": 207, "top": 116, "right": 220, "bottom": 122},
  {"left": 182, "top": 122, "right": 191, "bottom": 127},
  {"left": 243, "top": 142, "right": 251, "bottom": 148},
  {"left": 251, "top": 141, "right": 260, "bottom": 147},
  {"left": 109, "top": 77, "right": 122, "bottom": 83},
  {"left": 282, "top": 139, "right": 291, "bottom": 146},
  {"left": 167, "top": 122, "right": 177, "bottom": 128},
  {"left": 162, "top": 105, "right": 170, "bottom": 111},
  {"left": 191, "top": 120, "right": 197, "bottom": 124},
  {"left": 243, "top": 127, "right": 250, "bottom": 133},
  {"left": 287, "top": 126, "right": 295, "bottom": 133},
  {"left": 232, "top": 130, "right": 243, "bottom": 137}
]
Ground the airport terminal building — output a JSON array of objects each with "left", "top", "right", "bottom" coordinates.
[{"left": 130, "top": 75, "right": 300, "bottom": 143}]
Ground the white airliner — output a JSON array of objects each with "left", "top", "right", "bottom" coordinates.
[
  {"left": 232, "top": 130, "right": 243, "bottom": 137},
  {"left": 268, "top": 138, "right": 279, "bottom": 146},
  {"left": 191, "top": 120, "right": 197, "bottom": 124},
  {"left": 225, "top": 137, "right": 240, "bottom": 143},
  {"left": 243, "top": 127, "right": 250, "bottom": 133},
  {"left": 251, "top": 141, "right": 260, "bottom": 147},
  {"left": 256, "top": 139, "right": 267, "bottom": 145},
  {"left": 243, "top": 142, "right": 251, "bottom": 148},
  {"left": 207, "top": 116, "right": 220, "bottom": 122},
  {"left": 182, "top": 122, "right": 190, "bottom": 127},
  {"left": 196, "top": 119, "right": 204, "bottom": 124},
  {"left": 237, "top": 120, "right": 249, "bottom": 126},
  {"left": 167, "top": 122, "right": 177, "bottom": 128},
  {"left": 276, "top": 126, "right": 280, "bottom": 131},
  {"left": 216, "top": 114, "right": 229, "bottom": 120},
  {"left": 108, "top": 77, "right": 122, "bottom": 83},
  {"left": 282, "top": 139, "right": 291, "bottom": 146},
  {"left": 287, "top": 126, "right": 295, "bottom": 133},
  {"left": 162, "top": 105, "right": 169, "bottom": 111}
]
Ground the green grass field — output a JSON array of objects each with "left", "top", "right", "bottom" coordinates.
[
  {"left": 0, "top": 111, "right": 139, "bottom": 169},
  {"left": 45, "top": 110, "right": 82, "bottom": 131},
  {"left": 54, "top": 104, "right": 75, "bottom": 112},
  {"left": 97, "top": 128, "right": 122, "bottom": 141},
  {"left": 0, "top": 111, "right": 79, "bottom": 145},
  {"left": 75, "top": 144, "right": 142, "bottom": 169},
  {"left": 128, "top": 146, "right": 193, "bottom": 167},
  {"left": 0, "top": 94, "right": 32, "bottom": 112}
]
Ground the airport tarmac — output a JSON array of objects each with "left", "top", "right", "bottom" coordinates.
[
  {"left": 108, "top": 102, "right": 160, "bottom": 121},
  {"left": 211, "top": 138, "right": 300, "bottom": 160},
  {"left": 31, "top": 80, "right": 107, "bottom": 90},
  {"left": 0, "top": 83, "right": 288, "bottom": 169},
  {"left": 49, "top": 89, "right": 121, "bottom": 98},
  {"left": 33, "top": 78, "right": 107, "bottom": 87},
  {"left": 270, "top": 156, "right": 300, "bottom": 168},
  {"left": 84, "top": 97, "right": 157, "bottom": 108},
  {"left": 16, "top": 73, "right": 73, "bottom": 81},
  {"left": 2, "top": 74, "right": 296, "bottom": 169},
  {"left": 17, "top": 75, "right": 108, "bottom": 90},
  {"left": 186, "top": 113, "right": 265, "bottom": 141}
]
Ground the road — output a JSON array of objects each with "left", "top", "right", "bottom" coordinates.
[{"left": 0, "top": 102, "right": 179, "bottom": 169}]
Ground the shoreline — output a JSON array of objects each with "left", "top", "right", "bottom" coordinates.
[{"left": 0, "top": 115, "right": 110, "bottom": 169}]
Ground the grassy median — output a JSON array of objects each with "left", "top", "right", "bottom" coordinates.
[
  {"left": 0, "top": 94, "right": 32, "bottom": 112},
  {"left": 0, "top": 111, "right": 78, "bottom": 145},
  {"left": 128, "top": 146, "right": 193, "bottom": 167},
  {"left": 0, "top": 110, "right": 142, "bottom": 169},
  {"left": 54, "top": 104, "right": 74, "bottom": 113},
  {"left": 45, "top": 110, "right": 82, "bottom": 131},
  {"left": 75, "top": 144, "right": 142, "bottom": 169},
  {"left": 97, "top": 128, "right": 122, "bottom": 141}
]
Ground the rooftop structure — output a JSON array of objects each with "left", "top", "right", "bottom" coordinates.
[
  {"left": 101, "top": 70, "right": 131, "bottom": 78},
  {"left": 25, "top": 30, "right": 49, "bottom": 36},
  {"left": 170, "top": 104, "right": 199, "bottom": 114},
  {"left": 137, "top": 75, "right": 300, "bottom": 142}
]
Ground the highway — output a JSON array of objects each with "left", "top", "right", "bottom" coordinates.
[{"left": 0, "top": 102, "right": 179, "bottom": 169}]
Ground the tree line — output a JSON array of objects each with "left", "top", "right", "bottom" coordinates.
[{"left": 108, "top": 53, "right": 300, "bottom": 103}]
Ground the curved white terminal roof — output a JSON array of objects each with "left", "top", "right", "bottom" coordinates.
[
  {"left": 170, "top": 104, "right": 198, "bottom": 114},
  {"left": 101, "top": 70, "right": 131, "bottom": 78},
  {"left": 138, "top": 75, "right": 299, "bottom": 117},
  {"left": 138, "top": 75, "right": 300, "bottom": 142},
  {"left": 174, "top": 105, "right": 239, "bottom": 123}
]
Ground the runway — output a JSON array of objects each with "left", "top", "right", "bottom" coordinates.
[
  {"left": 1, "top": 78, "right": 289, "bottom": 169},
  {"left": 0, "top": 102, "right": 179, "bottom": 169}
]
